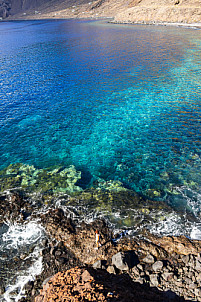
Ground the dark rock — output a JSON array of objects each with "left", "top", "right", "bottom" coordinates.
[
  {"left": 92, "top": 260, "right": 107, "bottom": 269},
  {"left": 0, "top": 285, "right": 5, "bottom": 295},
  {"left": 57, "top": 241, "right": 64, "bottom": 248},
  {"left": 40, "top": 247, "right": 50, "bottom": 256},
  {"left": 24, "top": 280, "right": 34, "bottom": 292},
  {"left": 54, "top": 250, "right": 62, "bottom": 257},
  {"left": 42, "top": 239, "right": 49, "bottom": 246},
  {"left": 55, "top": 257, "right": 66, "bottom": 264},
  {"left": 163, "top": 290, "right": 179, "bottom": 301},
  {"left": 0, "top": 0, "right": 10, "bottom": 19},
  {"left": 112, "top": 251, "right": 139, "bottom": 271}
]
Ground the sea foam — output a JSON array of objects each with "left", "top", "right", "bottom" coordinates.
[{"left": 0, "top": 222, "right": 45, "bottom": 302}]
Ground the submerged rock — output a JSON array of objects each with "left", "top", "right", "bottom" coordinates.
[{"left": 0, "top": 163, "right": 82, "bottom": 194}]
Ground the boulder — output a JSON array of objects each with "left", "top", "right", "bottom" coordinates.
[
  {"left": 195, "top": 288, "right": 201, "bottom": 297},
  {"left": 195, "top": 259, "right": 201, "bottom": 271},
  {"left": 181, "top": 254, "right": 189, "bottom": 264},
  {"left": 92, "top": 260, "right": 107, "bottom": 269},
  {"left": 152, "top": 260, "right": 163, "bottom": 272},
  {"left": 149, "top": 274, "right": 159, "bottom": 287},
  {"left": 107, "top": 265, "right": 117, "bottom": 274},
  {"left": 162, "top": 272, "right": 174, "bottom": 281},
  {"left": 112, "top": 251, "right": 139, "bottom": 271},
  {"left": 142, "top": 254, "right": 155, "bottom": 264},
  {"left": 112, "top": 252, "right": 129, "bottom": 271}
]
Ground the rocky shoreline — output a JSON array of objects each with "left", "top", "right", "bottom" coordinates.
[
  {"left": 1, "top": 190, "right": 201, "bottom": 302},
  {"left": 21, "top": 212, "right": 201, "bottom": 301}
]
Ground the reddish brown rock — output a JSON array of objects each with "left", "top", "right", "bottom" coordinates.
[
  {"left": 35, "top": 266, "right": 185, "bottom": 302},
  {"left": 40, "top": 208, "right": 201, "bottom": 266},
  {"left": 147, "top": 234, "right": 201, "bottom": 256}
]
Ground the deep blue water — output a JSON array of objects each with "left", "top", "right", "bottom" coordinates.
[
  {"left": 0, "top": 19, "right": 201, "bottom": 214},
  {"left": 0, "top": 19, "right": 201, "bottom": 301}
]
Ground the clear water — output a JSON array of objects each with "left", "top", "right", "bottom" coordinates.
[
  {"left": 0, "top": 19, "right": 201, "bottom": 300},
  {"left": 0, "top": 19, "right": 201, "bottom": 213}
]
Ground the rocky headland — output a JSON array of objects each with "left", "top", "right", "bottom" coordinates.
[
  {"left": 1, "top": 186, "right": 201, "bottom": 302},
  {"left": 2, "top": 0, "right": 201, "bottom": 28}
]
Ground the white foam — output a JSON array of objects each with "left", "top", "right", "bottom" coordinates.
[
  {"left": 175, "top": 186, "right": 201, "bottom": 218},
  {"left": 2, "top": 250, "right": 43, "bottom": 302},
  {"left": 190, "top": 224, "right": 201, "bottom": 240},
  {"left": 148, "top": 212, "right": 192, "bottom": 237},
  {"left": 2, "top": 221, "right": 44, "bottom": 249},
  {"left": 0, "top": 221, "right": 45, "bottom": 302}
]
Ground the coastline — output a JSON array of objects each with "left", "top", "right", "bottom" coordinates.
[
  {"left": 3, "top": 17, "right": 201, "bottom": 36},
  {"left": 1, "top": 15, "right": 201, "bottom": 301},
  {"left": 1, "top": 196, "right": 201, "bottom": 301},
  {"left": 110, "top": 19, "right": 201, "bottom": 29},
  {"left": 3, "top": 9, "right": 201, "bottom": 30}
]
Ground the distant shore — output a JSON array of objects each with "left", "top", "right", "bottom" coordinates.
[{"left": 4, "top": 13, "right": 201, "bottom": 30}]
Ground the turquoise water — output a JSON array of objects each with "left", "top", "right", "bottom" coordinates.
[{"left": 0, "top": 19, "right": 201, "bottom": 215}]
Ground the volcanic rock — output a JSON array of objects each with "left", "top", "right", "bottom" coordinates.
[
  {"left": 35, "top": 266, "right": 185, "bottom": 302},
  {"left": 112, "top": 251, "right": 139, "bottom": 271}
]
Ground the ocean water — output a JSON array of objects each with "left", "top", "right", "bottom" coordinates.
[{"left": 0, "top": 19, "right": 201, "bottom": 300}]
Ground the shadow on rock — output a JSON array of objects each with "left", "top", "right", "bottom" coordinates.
[{"left": 35, "top": 266, "right": 188, "bottom": 302}]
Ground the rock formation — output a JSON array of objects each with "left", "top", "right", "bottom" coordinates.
[
  {"left": 35, "top": 266, "right": 186, "bottom": 302},
  {"left": 4, "top": 0, "right": 201, "bottom": 26},
  {"left": 0, "top": 0, "right": 11, "bottom": 18},
  {"left": 1, "top": 191, "right": 201, "bottom": 302},
  {"left": 34, "top": 208, "right": 201, "bottom": 301}
]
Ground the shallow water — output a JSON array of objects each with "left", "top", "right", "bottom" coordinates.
[
  {"left": 1, "top": 20, "right": 201, "bottom": 213},
  {"left": 0, "top": 20, "right": 201, "bottom": 223},
  {"left": 0, "top": 19, "right": 201, "bottom": 300},
  {"left": 1, "top": 20, "right": 201, "bottom": 212}
]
